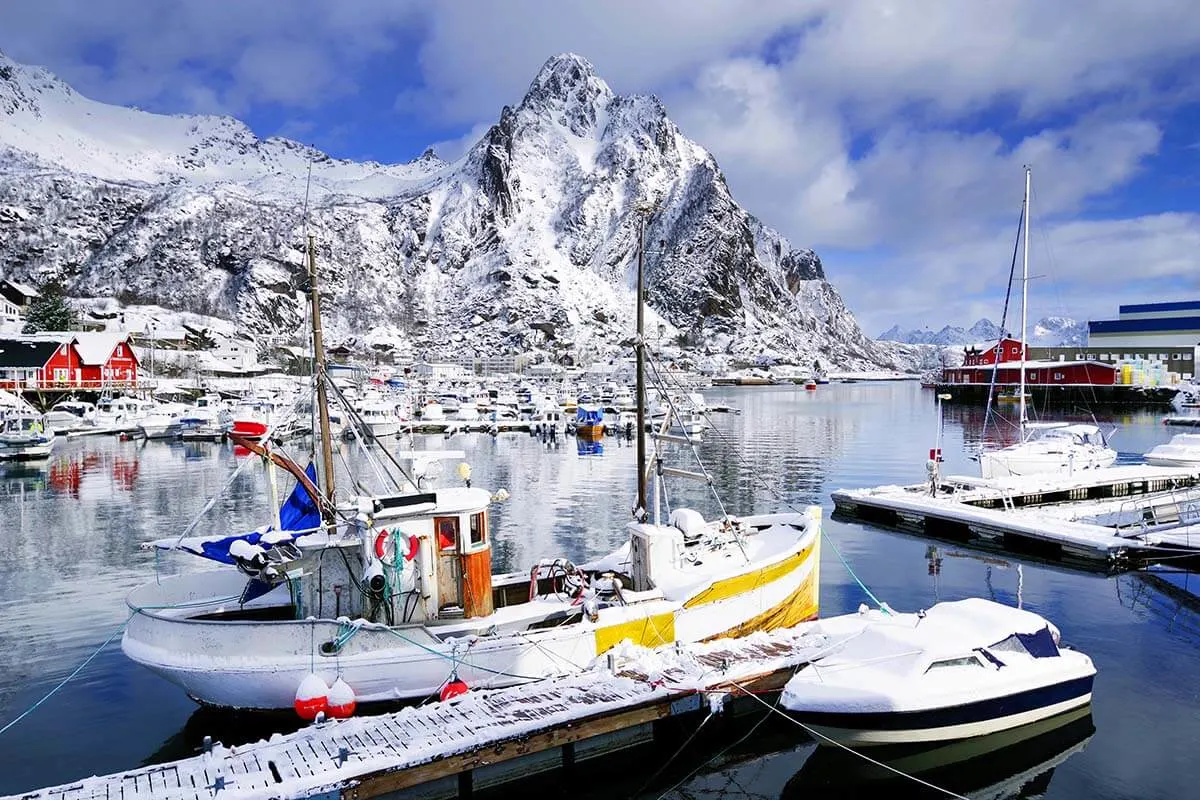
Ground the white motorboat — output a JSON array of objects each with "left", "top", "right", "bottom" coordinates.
[
  {"left": 354, "top": 399, "right": 401, "bottom": 438},
  {"left": 95, "top": 397, "right": 155, "bottom": 433},
  {"left": 781, "top": 598, "right": 1095, "bottom": 745},
  {"left": 1144, "top": 433, "right": 1200, "bottom": 468},
  {"left": 178, "top": 395, "right": 231, "bottom": 441},
  {"left": 137, "top": 402, "right": 189, "bottom": 439},
  {"left": 979, "top": 423, "right": 1116, "bottom": 479},
  {"left": 0, "top": 412, "right": 55, "bottom": 459},
  {"left": 531, "top": 404, "right": 564, "bottom": 438},
  {"left": 43, "top": 401, "right": 96, "bottom": 434},
  {"left": 122, "top": 229, "right": 823, "bottom": 713}
]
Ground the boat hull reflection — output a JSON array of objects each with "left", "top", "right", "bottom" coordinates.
[{"left": 783, "top": 705, "right": 1094, "bottom": 798}]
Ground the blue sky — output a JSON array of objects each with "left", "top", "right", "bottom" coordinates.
[{"left": 1, "top": 0, "right": 1197, "bottom": 336}]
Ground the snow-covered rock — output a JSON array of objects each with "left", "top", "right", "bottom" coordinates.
[{"left": 0, "top": 50, "right": 899, "bottom": 370}]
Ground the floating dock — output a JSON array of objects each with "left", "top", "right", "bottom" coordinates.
[
  {"left": 3, "top": 622, "right": 855, "bottom": 800},
  {"left": 832, "top": 465, "right": 1200, "bottom": 567}
]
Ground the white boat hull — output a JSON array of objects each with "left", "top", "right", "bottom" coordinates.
[
  {"left": 803, "top": 693, "right": 1093, "bottom": 745},
  {"left": 123, "top": 513, "right": 822, "bottom": 710},
  {"left": 979, "top": 448, "right": 1116, "bottom": 479}
]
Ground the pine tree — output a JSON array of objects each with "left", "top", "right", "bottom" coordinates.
[{"left": 21, "top": 280, "right": 76, "bottom": 333}]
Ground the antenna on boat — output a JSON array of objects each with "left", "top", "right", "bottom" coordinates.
[
  {"left": 300, "top": 152, "right": 337, "bottom": 513},
  {"left": 633, "top": 202, "right": 655, "bottom": 522}
]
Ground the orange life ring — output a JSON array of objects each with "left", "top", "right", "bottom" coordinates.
[{"left": 375, "top": 531, "right": 420, "bottom": 562}]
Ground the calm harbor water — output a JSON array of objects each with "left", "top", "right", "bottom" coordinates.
[{"left": 0, "top": 382, "right": 1196, "bottom": 798}]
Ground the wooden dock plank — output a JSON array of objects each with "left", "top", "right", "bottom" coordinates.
[{"left": 2, "top": 619, "right": 850, "bottom": 800}]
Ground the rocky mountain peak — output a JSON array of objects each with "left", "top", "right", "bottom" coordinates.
[
  {"left": 0, "top": 50, "right": 907, "bottom": 371},
  {"left": 518, "top": 53, "right": 614, "bottom": 136}
]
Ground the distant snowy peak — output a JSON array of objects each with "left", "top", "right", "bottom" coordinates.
[
  {"left": 0, "top": 49, "right": 445, "bottom": 196},
  {"left": 1030, "top": 316, "right": 1087, "bottom": 347},
  {"left": 879, "top": 316, "right": 1086, "bottom": 347}
]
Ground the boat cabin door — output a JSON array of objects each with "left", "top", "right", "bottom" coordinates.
[
  {"left": 433, "top": 512, "right": 494, "bottom": 620},
  {"left": 434, "top": 517, "right": 463, "bottom": 616}
]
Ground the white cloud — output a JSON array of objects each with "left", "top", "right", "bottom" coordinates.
[{"left": 1, "top": 0, "right": 1196, "bottom": 332}]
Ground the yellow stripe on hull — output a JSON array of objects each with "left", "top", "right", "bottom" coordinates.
[
  {"left": 708, "top": 560, "right": 820, "bottom": 641},
  {"left": 683, "top": 538, "right": 818, "bottom": 610},
  {"left": 594, "top": 612, "right": 676, "bottom": 655}
]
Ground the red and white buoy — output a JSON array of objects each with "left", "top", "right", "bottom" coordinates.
[
  {"left": 294, "top": 673, "right": 329, "bottom": 721},
  {"left": 327, "top": 677, "right": 357, "bottom": 719},
  {"left": 439, "top": 677, "right": 469, "bottom": 702}
]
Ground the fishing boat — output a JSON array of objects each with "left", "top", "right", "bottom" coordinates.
[
  {"left": 574, "top": 405, "right": 606, "bottom": 441},
  {"left": 1144, "top": 433, "right": 1200, "bottom": 468},
  {"left": 122, "top": 216, "right": 822, "bottom": 713},
  {"left": 229, "top": 396, "right": 286, "bottom": 440},
  {"left": 0, "top": 411, "right": 55, "bottom": 459},
  {"left": 781, "top": 598, "right": 1095, "bottom": 745},
  {"left": 977, "top": 168, "right": 1116, "bottom": 479}
]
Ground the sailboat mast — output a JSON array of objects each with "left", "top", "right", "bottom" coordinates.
[
  {"left": 1019, "top": 166, "right": 1031, "bottom": 433},
  {"left": 634, "top": 207, "right": 649, "bottom": 521},
  {"left": 306, "top": 233, "right": 337, "bottom": 508}
]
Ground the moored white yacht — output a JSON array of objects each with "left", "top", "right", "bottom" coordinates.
[
  {"left": 980, "top": 423, "right": 1117, "bottom": 479},
  {"left": 977, "top": 168, "right": 1116, "bottom": 480},
  {"left": 121, "top": 226, "right": 823, "bottom": 713}
]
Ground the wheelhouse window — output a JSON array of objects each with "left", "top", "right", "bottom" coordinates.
[
  {"left": 924, "top": 656, "right": 984, "bottom": 673},
  {"left": 435, "top": 517, "right": 459, "bottom": 551},
  {"left": 469, "top": 512, "right": 486, "bottom": 546}
]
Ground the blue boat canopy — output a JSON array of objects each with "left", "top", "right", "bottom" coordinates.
[{"left": 148, "top": 463, "right": 323, "bottom": 564}]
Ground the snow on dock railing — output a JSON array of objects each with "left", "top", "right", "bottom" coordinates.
[{"left": 2, "top": 623, "right": 853, "bottom": 800}]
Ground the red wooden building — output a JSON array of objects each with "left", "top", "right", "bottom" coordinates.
[
  {"left": 944, "top": 338, "right": 1117, "bottom": 387},
  {"left": 0, "top": 338, "right": 83, "bottom": 389},
  {"left": 0, "top": 333, "right": 140, "bottom": 390}
]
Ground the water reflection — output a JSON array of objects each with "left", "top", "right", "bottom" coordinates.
[
  {"left": 781, "top": 708, "right": 1094, "bottom": 799},
  {"left": 0, "top": 384, "right": 1194, "bottom": 798},
  {"left": 577, "top": 438, "right": 605, "bottom": 457}
]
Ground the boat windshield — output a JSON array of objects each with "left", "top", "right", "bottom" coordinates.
[{"left": 1029, "top": 426, "right": 1104, "bottom": 447}]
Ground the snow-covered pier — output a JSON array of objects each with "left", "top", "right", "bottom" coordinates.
[
  {"left": 2, "top": 624, "right": 851, "bottom": 800},
  {"left": 832, "top": 465, "right": 1200, "bottom": 567}
]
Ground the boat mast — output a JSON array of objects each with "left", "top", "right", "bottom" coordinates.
[
  {"left": 307, "top": 233, "right": 337, "bottom": 511},
  {"left": 1019, "top": 166, "right": 1031, "bottom": 436},
  {"left": 634, "top": 205, "right": 651, "bottom": 522}
]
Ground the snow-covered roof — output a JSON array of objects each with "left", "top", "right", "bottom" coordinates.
[
  {"left": 2, "top": 280, "right": 39, "bottom": 298},
  {"left": 72, "top": 332, "right": 134, "bottom": 365},
  {"left": 23, "top": 331, "right": 135, "bottom": 365}
]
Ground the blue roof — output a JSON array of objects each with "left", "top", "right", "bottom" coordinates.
[
  {"left": 1118, "top": 300, "right": 1200, "bottom": 315},
  {"left": 1089, "top": 316, "right": 1200, "bottom": 334}
]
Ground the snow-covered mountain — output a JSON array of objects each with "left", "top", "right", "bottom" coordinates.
[
  {"left": 0, "top": 51, "right": 903, "bottom": 370},
  {"left": 879, "top": 316, "right": 1086, "bottom": 347}
]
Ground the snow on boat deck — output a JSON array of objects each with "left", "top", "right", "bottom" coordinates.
[
  {"left": 832, "top": 465, "right": 1200, "bottom": 565},
  {"left": 2, "top": 623, "right": 855, "bottom": 800}
]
